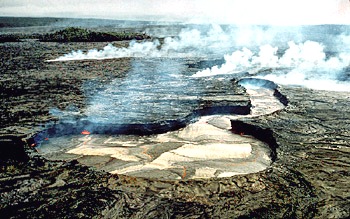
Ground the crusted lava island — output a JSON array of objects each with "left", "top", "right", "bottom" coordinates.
[{"left": 1, "top": 18, "right": 349, "bottom": 218}]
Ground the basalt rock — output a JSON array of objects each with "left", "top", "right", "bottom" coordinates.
[
  {"left": 0, "top": 135, "right": 28, "bottom": 162},
  {"left": 1, "top": 30, "right": 349, "bottom": 219}
]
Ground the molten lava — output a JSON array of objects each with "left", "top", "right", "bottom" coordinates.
[{"left": 81, "top": 130, "right": 91, "bottom": 135}]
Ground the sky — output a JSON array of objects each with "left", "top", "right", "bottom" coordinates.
[{"left": 0, "top": 0, "right": 349, "bottom": 25}]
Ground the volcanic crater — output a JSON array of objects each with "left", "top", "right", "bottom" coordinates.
[
  {"left": 2, "top": 21, "right": 350, "bottom": 218},
  {"left": 34, "top": 75, "right": 286, "bottom": 180}
]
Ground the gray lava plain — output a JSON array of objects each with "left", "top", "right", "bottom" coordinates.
[{"left": 0, "top": 19, "right": 349, "bottom": 218}]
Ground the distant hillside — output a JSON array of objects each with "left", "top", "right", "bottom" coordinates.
[{"left": 39, "top": 27, "right": 151, "bottom": 42}]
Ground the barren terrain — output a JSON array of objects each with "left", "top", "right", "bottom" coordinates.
[{"left": 0, "top": 20, "right": 349, "bottom": 218}]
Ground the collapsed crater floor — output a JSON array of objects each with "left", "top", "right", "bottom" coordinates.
[{"left": 37, "top": 78, "right": 285, "bottom": 180}]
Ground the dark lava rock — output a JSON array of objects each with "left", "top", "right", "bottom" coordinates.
[
  {"left": 0, "top": 135, "right": 28, "bottom": 162},
  {"left": 34, "top": 58, "right": 250, "bottom": 138},
  {"left": 0, "top": 40, "right": 131, "bottom": 133},
  {"left": 235, "top": 87, "right": 350, "bottom": 218},
  {"left": 38, "top": 27, "right": 151, "bottom": 42},
  {"left": 1, "top": 32, "right": 349, "bottom": 218}
]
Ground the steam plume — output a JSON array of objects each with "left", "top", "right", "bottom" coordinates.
[
  {"left": 48, "top": 24, "right": 350, "bottom": 92},
  {"left": 48, "top": 25, "right": 237, "bottom": 61},
  {"left": 193, "top": 40, "right": 350, "bottom": 92}
]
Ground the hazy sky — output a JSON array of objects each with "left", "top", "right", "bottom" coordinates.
[{"left": 0, "top": 0, "right": 350, "bottom": 25}]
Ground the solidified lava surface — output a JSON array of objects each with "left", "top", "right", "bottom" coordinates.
[
  {"left": 35, "top": 78, "right": 284, "bottom": 180},
  {"left": 1, "top": 22, "right": 350, "bottom": 219}
]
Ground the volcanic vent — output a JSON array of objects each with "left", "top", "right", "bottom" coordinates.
[{"left": 34, "top": 59, "right": 286, "bottom": 180}]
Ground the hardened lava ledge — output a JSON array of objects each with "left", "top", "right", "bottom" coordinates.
[
  {"left": 1, "top": 37, "right": 349, "bottom": 218},
  {"left": 30, "top": 77, "right": 286, "bottom": 180}
]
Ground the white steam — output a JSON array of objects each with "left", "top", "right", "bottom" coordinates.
[
  {"left": 50, "top": 41, "right": 162, "bottom": 61},
  {"left": 194, "top": 41, "right": 349, "bottom": 76},
  {"left": 193, "top": 40, "right": 350, "bottom": 92},
  {"left": 48, "top": 25, "right": 238, "bottom": 61},
  {"left": 48, "top": 24, "right": 350, "bottom": 92},
  {"left": 48, "top": 25, "right": 309, "bottom": 62}
]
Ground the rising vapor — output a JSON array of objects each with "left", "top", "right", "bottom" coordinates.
[
  {"left": 47, "top": 25, "right": 238, "bottom": 61},
  {"left": 193, "top": 40, "right": 350, "bottom": 92},
  {"left": 48, "top": 23, "right": 350, "bottom": 92}
]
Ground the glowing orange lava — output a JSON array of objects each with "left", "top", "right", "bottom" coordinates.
[{"left": 81, "top": 130, "right": 91, "bottom": 135}]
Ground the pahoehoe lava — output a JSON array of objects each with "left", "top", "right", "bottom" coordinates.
[
  {"left": 1, "top": 21, "right": 350, "bottom": 218},
  {"left": 34, "top": 77, "right": 287, "bottom": 180}
]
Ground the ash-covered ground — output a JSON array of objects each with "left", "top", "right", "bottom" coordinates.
[{"left": 0, "top": 18, "right": 349, "bottom": 218}]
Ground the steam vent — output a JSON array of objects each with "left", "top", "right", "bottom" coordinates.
[{"left": 35, "top": 66, "right": 286, "bottom": 180}]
